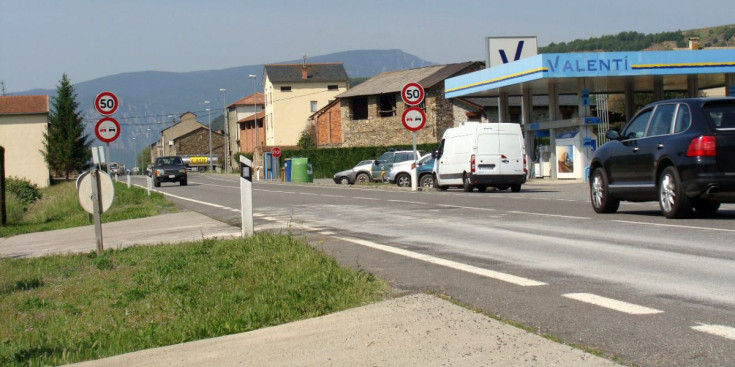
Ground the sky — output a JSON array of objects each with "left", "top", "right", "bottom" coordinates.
[{"left": 2, "top": 0, "right": 734, "bottom": 93}]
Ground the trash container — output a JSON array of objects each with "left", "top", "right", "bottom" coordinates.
[
  {"left": 284, "top": 158, "right": 292, "bottom": 182},
  {"left": 290, "top": 157, "right": 313, "bottom": 183}
]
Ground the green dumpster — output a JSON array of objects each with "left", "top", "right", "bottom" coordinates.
[{"left": 290, "top": 157, "right": 313, "bottom": 182}]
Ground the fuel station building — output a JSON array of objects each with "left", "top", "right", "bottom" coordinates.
[{"left": 444, "top": 46, "right": 735, "bottom": 180}]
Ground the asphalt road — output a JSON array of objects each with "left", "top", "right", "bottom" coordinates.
[{"left": 129, "top": 173, "right": 735, "bottom": 366}]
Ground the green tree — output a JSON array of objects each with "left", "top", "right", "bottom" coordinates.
[
  {"left": 297, "top": 123, "right": 315, "bottom": 149},
  {"left": 137, "top": 146, "right": 151, "bottom": 174},
  {"left": 42, "top": 74, "right": 92, "bottom": 179}
]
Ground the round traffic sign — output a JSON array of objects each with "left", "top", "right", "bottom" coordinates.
[
  {"left": 271, "top": 147, "right": 282, "bottom": 158},
  {"left": 77, "top": 170, "right": 115, "bottom": 214},
  {"left": 95, "top": 117, "right": 121, "bottom": 143},
  {"left": 94, "top": 91, "right": 119, "bottom": 115},
  {"left": 402, "top": 107, "right": 427, "bottom": 132},
  {"left": 401, "top": 83, "right": 425, "bottom": 105}
]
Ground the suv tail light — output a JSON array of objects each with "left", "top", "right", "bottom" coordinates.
[
  {"left": 686, "top": 136, "right": 716, "bottom": 157},
  {"left": 523, "top": 154, "right": 528, "bottom": 174},
  {"left": 470, "top": 154, "right": 476, "bottom": 174}
]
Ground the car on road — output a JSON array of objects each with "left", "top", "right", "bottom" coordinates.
[
  {"left": 388, "top": 154, "right": 435, "bottom": 188},
  {"left": 372, "top": 149, "right": 425, "bottom": 182},
  {"left": 152, "top": 155, "right": 188, "bottom": 187},
  {"left": 333, "top": 160, "right": 375, "bottom": 185},
  {"left": 589, "top": 97, "right": 735, "bottom": 218}
]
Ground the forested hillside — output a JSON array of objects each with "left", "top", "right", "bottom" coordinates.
[{"left": 539, "top": 24, "right": 735, "bottom": 52}]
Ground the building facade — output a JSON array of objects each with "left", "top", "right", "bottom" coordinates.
[
  {"left": 262, "top": 63, "right": 348, "bottom": 147},
  {"left": 228, "top": 93, "right": 265, "bottom": 155},
  {"left": 0, "top": 95, "right": 50, "bottom": 187}
]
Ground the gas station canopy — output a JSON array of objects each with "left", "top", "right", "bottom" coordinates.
[{"left": 445, "top": 49, "right": 735, "bottom": 98}]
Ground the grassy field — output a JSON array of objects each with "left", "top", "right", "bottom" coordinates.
[
  {"left": 0, "top": 233, "right": 388, "bottom": 366},
  {"left": 1, "top": 181, "right": 176, "bottom": 238},
  {"left": 0, "top": 180, "right": 389, "bottom": 366}
]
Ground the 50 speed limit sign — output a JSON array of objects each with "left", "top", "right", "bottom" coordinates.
[
  {"left": 401, "top": 83, "right": 424, "bottom": 106},
  {"left": 94, "top": 91, "right": 119, "bottom": 115}
]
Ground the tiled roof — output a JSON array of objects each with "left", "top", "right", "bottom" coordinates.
[
  {"left": 237, "top": 111, "right": 265, "bottom": 123},
  {"left": 228, "top": 92, "right": 265, "bottom": 108},
  {"left": 337, "top": 62, "right": 483, "bottom": 98},
  {"left": 264, "top": 63, "right": 348, "bottom": 83},
  {"left": 0, "top": 95, "right": 49, "bottom": 115}
]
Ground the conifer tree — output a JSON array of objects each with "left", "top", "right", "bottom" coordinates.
[{"left": 42, "top": 74, "right": 92, "bottom": 179}]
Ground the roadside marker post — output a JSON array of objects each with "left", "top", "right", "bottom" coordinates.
[{"left": 239, "top": 155, "right": 254, "bottom": 237}]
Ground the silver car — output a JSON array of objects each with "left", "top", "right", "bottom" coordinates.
[{"left": 333, "top": 160, "right": 374, "bottom": 185}]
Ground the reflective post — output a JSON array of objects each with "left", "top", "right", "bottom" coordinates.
[{"left": 239, "top": 155, "right": 254, "bottom": 237}]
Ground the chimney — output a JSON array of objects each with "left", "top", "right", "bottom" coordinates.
[{"left": 688, "top": 37, "right": 700, "bottom": 50}]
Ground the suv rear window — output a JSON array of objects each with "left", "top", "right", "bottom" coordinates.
[{"left": 703, "top": 101, "right": 735, "bottom": 129}]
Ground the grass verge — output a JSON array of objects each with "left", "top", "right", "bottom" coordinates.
[
  {"left": 1, "top": 181, "right": 176, "bottom": 237},
  {"left": 0, "top": 233, "right": 388, "bottom": 366}
]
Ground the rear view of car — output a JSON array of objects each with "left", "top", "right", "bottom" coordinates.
[{"left": 589, "top": 97, "right": 735, "bottom": 218}]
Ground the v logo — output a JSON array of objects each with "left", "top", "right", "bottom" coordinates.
[{"left": 498, "top": 41, "right": 525, "bottom": 64}]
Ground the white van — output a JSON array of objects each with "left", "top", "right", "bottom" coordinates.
[{"left": 433, "top": 122, "right": 527, "bottom": 192}]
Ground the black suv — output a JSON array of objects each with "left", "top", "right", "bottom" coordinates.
[
  {"left": 589, "top": 97, "right": 735, "bottom": 218},
  {"left": 152, "top": 156, "right": 188, "bottom": 187}
]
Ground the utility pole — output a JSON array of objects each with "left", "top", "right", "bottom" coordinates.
[{"left": 220, "top": 88, "right": 229, "bottom": 173}]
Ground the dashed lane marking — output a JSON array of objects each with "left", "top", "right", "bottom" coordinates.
[
  {"left": 334, "top": 236, "right": 547, "bottom": 287},
  {"left": 612, "top": 220, "right": 735, "bottom": 233},
  {"left": 563, "top": 293, "right": 663, "bottom": 315},
  {"left": 387, "top": 200, "right": 427, "bottom": 205},
  {"left": 691, "top": 324, "right": 735, "bottom": 341}
]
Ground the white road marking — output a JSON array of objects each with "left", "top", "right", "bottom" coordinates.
[
  {"left": 387, "top": 200, "right": 427, "bottom": 205},
  {"left": 300, "top": 192, "right": 318, "bottom": 196},
  {"left": 334, "top": 236, "right": 546, "bottom": 287},
  {"left": 353, "top": 197, "right": 380, "bottom": 201},
  {"left": 509, "top": 211, "right": 590, "bottom": 220},
  {"left": 437, "top": 204, "right": 496, "bottom": 211},
  {"left": 613, "top": 220, "right": 735, "bottom": 233},
  {"left": 691, "top": 324, "right": 735, "bottom": 341},
  {"left": 320, "top": 194, "right": 345, "bottom": 198},
  {"left": 319, "top": 231, "right": 335, "bottom": 235},
  {"left": 563, "top": 293, "right": 663, "bottom": 315}
]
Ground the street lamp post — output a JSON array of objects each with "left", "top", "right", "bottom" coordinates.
[
  {"left": 205, "top": 100, "right": 212, "bottom": 172},
  {"left": 249, "top": 74, "right": 257, "bottom": 152},
  {"left": 220, "top": 88, "right": 229, "bottom": 173}
]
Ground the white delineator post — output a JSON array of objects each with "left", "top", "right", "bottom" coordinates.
[{"left": 240, "top": 155, "right": 254, "bottom": 237}]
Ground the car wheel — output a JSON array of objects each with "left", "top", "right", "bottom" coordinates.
[
  {"left": 462, "top": 173, "right": 474, "bottom": 192},
  {"left": 692, "top": 198, "right": 720, "bottom": 216},
  {"left": 419, "top": 174, "right": 434, "bottom": 188},
  {"left": 180, "top": 179, "right": 187, "bottom": 186},
  {"left": 496, "top": 185, "right": 509, "bottom": 191},
  {"left": 355, "top": 173, "right": 371, "bottom": 184},
  {"left": 590, "top": 167, "right": 619, "bottom": 213},
  {"left": 396, "top": 173, "right": 411, "bottom": 187},
  {"left": 154, "top": 179, "right": 161, "bottom": 188},
  {"left": 339, "top": 176, "right": 350, "bottom": 185},
  {"left": 510, "top": 184, "right": 521, "bottom": 193},
  {"left": 658, "top": 166, "right": 691, "bottom": 219}
]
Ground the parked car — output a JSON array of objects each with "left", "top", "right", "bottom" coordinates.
[
  {"left": 333, "top": 159, "right": 374, "bottom": 185},
  {"left": 372, "top": 149, "right": 425, "bottom": 182},
  {"left": 388, "top": 154, "right": 435, "bottom": 187},
  {"left": 151, "top": 155, "right": 188, "bottom": 187},
  {"left": 433, "top": 122, "right": 526, "bottom": 192},
  {"left": 589, "top": 97, "right": 735, "bottom": 218}
]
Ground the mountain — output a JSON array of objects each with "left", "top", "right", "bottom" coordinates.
[{"left": 16, "top": 49, "right": 434, "bottom": 169}]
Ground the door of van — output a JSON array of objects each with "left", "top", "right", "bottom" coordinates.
[
  {"left": 497, "top": 125, "right": 525, "bottom": 176},
  {"left": 475, "top": 127, "right": 501, "bottom": 177}
]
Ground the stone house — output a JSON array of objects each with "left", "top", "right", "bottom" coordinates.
[
  {"left": 333, "top": 62, "right": 485, "bottom": 148},
  {"left": 262, "top": 62, "right": 348, "bottom": 147},
  {"left": 152, "top": 112, "right": 223, "bottom": 168},
  {"left": 0, "top": 95, "right": 50, "bottom": 187}
]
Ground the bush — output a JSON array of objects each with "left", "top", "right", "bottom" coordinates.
[
  {"left": 3, "top": 192, "right": 26, "bottom": 224},
  {"left": 5, "top": 176, "right": 41, "bottom": 210}
]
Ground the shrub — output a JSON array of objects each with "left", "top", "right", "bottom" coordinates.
[
  {"left": 3, "top": 192, "right": 25, "bottom": 224},
  {"left": 5, "top": 176, "right": 41, "bottom": 210}
]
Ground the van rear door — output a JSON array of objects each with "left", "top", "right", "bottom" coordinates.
[
  {"left": 497, "top": 124, "right": 526, "bottom": 176},
  {"left": 475, "top": 125, "right": 501, "bottom": 176}
]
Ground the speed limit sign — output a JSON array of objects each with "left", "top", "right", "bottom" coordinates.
[
  {"left": 94, "top": 91, "right": 119, "bottom": 115},
  {"left": 401, "top": 83, "right": 424, "bottom": 106}
]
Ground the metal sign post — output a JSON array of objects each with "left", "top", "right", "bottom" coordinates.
[
  {"left": 239, "top": 155, "right": 254, "bottom": 237},
  {"left": 77, "top": 167, "right": 115, "bottom": 255},
  {"left": 401, "top": 83, "right": 427, "bottom": 192},
  {"left": 90, "top": 170, "right": 104, "bottom": 254}
]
